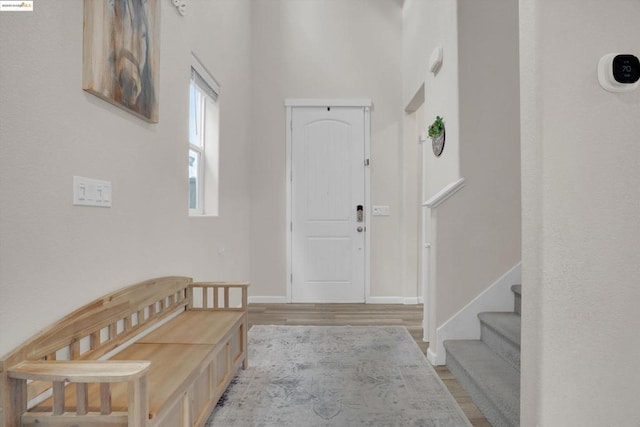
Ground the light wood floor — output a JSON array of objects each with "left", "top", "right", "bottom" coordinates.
[{"left": 248, "top": 303, "right": 491, "bottom": 427}]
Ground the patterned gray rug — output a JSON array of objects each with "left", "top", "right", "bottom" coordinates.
[{"left": 206, "top": 325, "right": 471, "bottom": 427}]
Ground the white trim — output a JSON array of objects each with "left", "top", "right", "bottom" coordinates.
[
  {"left": 422, "top": 178, "right": 465, "bottom": 209},
  {"left": 285, "top": 98, "right": 372, "bottom": 108},
  {"left": 286, "top": 100, "right": 371, "bottom": 304},
  {"left": 248, "top": 296, "right": 289, "bottom": 304},
  {"left": 403, "top": 297, "right": 420, "bottom": 305},
  {"left": 286, "top": 106, "right": 293, "bottom": 303},
  {"left": 426, "top": 348, "right": 438, "bottom": 365},
  {"left": 428, "top": 262, "right": 522, "bottom": 366},
  {"left": 364, "top": 106, "right": 371, "bottom": 303},
  {"left": 418, "top": 296, "right": 424, "bottom": 304},
  {"left": 422, "top": 228, "right": 431, "bottom": 342},
  {"left": 190, "top": 52, "right": 220, "bottom": 95},
  {"left": 366, "top": 296, "right": 405, "bottom": 304}
]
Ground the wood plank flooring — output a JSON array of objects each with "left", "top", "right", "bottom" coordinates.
[{"left": 248, "top": 303, "right": 490, "bottom": 426}]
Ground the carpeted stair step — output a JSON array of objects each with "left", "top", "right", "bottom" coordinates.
[
  {"left": 511, "top": 284, "right": 521, "bottom": 315},
  {"left": 444, "top": 339, "right": 520, "bottom": 427},
  {"left": 478, "top": 312, "right": 521, "bottom": 371}
]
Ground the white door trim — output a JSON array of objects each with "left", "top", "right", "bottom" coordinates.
[
  {"left": 285, "top": 99, "right": 372, "bottom": 303},
  {"left": 285, "top": 98, "right": 372, "bottom": 108}
]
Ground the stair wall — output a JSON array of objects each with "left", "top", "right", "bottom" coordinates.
[{"left": 427, "top": 263, "right": 521, "bottom": 366}]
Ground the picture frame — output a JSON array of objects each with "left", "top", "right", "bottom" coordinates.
[{"left": 82, "top": 0, "right": 160, "bottom": 123}]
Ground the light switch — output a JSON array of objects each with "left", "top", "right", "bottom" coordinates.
[
  {"left": 73, "top": 176, "right": 112, "bottom": 207},
  {"left": 103, "top": 185, "right": 111, "bottom": 202},
  {"left": 372, "top": 205, "right": 390, "bottom": 216}
]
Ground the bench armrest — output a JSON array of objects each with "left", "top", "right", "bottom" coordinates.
[
  {"left": 189, "top": 282, "right": 249, "bottom": 310},
  {"left": 6, "top": 360, "right": 150, "bottom": 424},
  {"left": 8, "top": 360, "right": 150, "bottom": 383}
]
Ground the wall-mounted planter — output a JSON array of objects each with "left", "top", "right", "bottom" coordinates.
[
  {"left": 432, "top": 129, "right": 445, "bottom": 157},
  {"left": 428, "top": 116, "right": 445, "bottom": 157}
]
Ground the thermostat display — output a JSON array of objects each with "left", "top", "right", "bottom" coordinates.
[
  {"left": 612, "top": 54, "right": 640, "bottom": 83},
  {"left": 598, "top": 53, "right": 640, "bottom": 92}
]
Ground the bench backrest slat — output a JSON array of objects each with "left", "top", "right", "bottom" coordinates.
[{"left": 1, "top": 276, "right": 192, "bottom": 371}]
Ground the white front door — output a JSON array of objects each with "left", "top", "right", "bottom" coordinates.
[{"left": 291, "top": 106, "right": 366, "bottom": 303}]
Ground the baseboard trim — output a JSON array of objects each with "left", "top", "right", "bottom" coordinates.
[
  {"left": 366, "top": 296, "right": 404, "bottom": 304},
  {"left": 426, "top": 348, "right": 438, "bottom": 366},
  {"left": 432, "top": 262, "right": 521, "bottom": 366},
  {"left": 248, "top": 296, "right": 288, "bottom": 304},
  {"left": 249, "top": 296, "right": 419, "bottom": 305},
  {"left": 403, "top": 297, "right": 420, "bottom": 305}
]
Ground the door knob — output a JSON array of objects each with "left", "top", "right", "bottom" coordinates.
[{"left": 357, "top": 226, "right": 364, "bottom": 232}]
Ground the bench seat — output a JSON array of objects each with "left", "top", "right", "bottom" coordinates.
[
  {"left": 139, "top": 311, "right": 244, "bottom": 345},
  {"left": 35, "top": 343, "right": 212, "bottom": 419}
]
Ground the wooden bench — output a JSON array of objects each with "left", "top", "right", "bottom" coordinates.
[{"left": 0, "top": 276, "right": 249, "bottom": 426}]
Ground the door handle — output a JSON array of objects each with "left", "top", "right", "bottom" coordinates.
[
  {"left": 357, "top": 226, "right": 364, "bottom": 232},
  {"left": 356, "top": 205, "right": 364, "bottom": 222}
]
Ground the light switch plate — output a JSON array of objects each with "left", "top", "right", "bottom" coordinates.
[
  {"left": 372, "top": 205, "right": 390, "bottom": 216},
  {"left": 73, "top": 176, "right": 112, "bottom": 207}
]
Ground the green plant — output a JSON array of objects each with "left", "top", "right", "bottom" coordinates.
[{"left": 428, "top": 116, "right": 445, "bottom": 139}]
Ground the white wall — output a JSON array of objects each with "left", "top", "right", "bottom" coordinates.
[
  {"left": 421, "top": 0, "right": 461, "bottom": 199},
  {"left": 402, "top": 0, "right": 521, "bottom": 357},
  {"left": 400, "top": 98, "right": 423, "bottom": 304},
  {"left": 402, "top": 0, "right": 428, "bottom": 303},
  {"left": 249, "top": 0, "right": 406, "bottom": 300},
  {"left": 0, "top": 1, "right": 252, "bottom": 357},
  {"left": 416, "top": 0, "right": 461, "bottom": 347},
  {"left": 521, "top": 1, "right": 640, "bottom": 424},
  {"left": 401, "top": 100, "right": 426, "bottom": 303},
  {"left": 433, "top": 0, "right": 521, "bottom": 333},
  {"left": 402, "top": 0, "right": 428, "bottom": 107}
]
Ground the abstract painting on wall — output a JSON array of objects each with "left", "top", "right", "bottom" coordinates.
[{"left": 83, "top": 0, "right": 160, "bottom": 123}]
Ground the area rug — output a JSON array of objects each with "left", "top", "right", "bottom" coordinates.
[{"left": 206, "top": 325, "right": 471, "bottom": 427}]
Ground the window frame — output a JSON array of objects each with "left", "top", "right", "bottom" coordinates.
[{"left": 188, "top": 53, "right": 220, "bottom": 216}]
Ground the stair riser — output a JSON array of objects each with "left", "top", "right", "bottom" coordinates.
[
  {"left": 445, "top": 350, "right": 519, "bottom": 427},
  {"left": 480, "top": 323, "right": 520, "bottom": 371}
]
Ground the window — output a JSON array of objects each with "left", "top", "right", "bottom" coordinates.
[{"left": 189, "top": 54, "right": 220, "bottom": 215}]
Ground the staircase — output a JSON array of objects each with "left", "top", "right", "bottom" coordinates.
[{"left": 444, "top": 285, "right": 521, "bottom": 427}]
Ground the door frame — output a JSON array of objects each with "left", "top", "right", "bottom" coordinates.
[{"left": 285, "top": 98, "right": 372, "bottom": 303}]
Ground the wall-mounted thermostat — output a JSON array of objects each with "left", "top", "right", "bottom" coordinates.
[{"left": 598, "top": 53, "right": 640, "bottom": 92}]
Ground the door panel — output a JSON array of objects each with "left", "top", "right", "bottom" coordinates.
[
  {"left": 291, "top": 107, "right": 365, "bottom": 303},
  {"left": 305, "top": 237, "right": 352, "bottom": 282}
]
